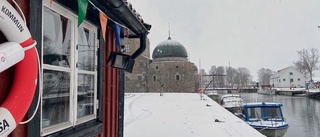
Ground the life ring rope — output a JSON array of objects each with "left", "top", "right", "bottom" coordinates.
[{"left": 23, "top": 41, "right": 37, "bottom": 51}]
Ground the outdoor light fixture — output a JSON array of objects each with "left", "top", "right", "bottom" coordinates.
[{"left": 107, "top": 52, "right": 135, "bottom": 73}]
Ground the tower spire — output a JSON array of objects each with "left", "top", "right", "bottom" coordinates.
[{"left": 168, "top": 23, "right": 171, "bottom": 40}]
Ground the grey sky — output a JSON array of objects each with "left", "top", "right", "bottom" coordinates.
[{"left": 130, "top": 0, "right": 320, "bottom": 81}]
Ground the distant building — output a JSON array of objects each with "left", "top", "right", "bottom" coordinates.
[
  {"left": 124, "top": 37, "right": 198, "bottom": 93},
  {"left": 269, "top": 66, "right": 306, "bottom": 88}
]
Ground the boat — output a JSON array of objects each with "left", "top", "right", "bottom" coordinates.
[
  {"left": 205, "top": 90, "right": 220, "bottom": 103},
  {"left": 219, "top": 94, "right": 244, "bottom": 113},
  {"left": 258, "top": 85, "right": 275, "bottom": 95},
  {"left": 306, "top": 82, "right": 320, "bottom": 98},
  {"left": 237, "top": 102, "right": 289, "bottom": 137}
]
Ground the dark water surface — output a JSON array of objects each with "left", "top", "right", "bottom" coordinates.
[{"left": 239, "top": 93, "right": 320, "bottom": 137}]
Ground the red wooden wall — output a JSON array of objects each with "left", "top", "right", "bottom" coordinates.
[{"left": 99, "top": 28, "right": 119, "bottom": 137}]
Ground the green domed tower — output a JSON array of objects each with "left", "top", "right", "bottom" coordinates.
[
  {"left": 152, "top": 37, "right": 188, "bottom": 59},
  {"left": 146, "top": 37, "right": 197, "bottom": 93}
]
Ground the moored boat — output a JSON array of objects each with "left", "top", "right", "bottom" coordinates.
[
  {"left": 307, "top": 88, "right": 320, "bottom": 98},
  {"left": 258, "top": 85, "right": 275, "bottom": 95},
  {"left": 220, "top": 94, "right": 244, "bottom": 114},
  {"left": 238, "top": 102, "right": 289, "bottom": 137},
  {"left": 205, "top": 90, "right": 220, "bottom": 102}
]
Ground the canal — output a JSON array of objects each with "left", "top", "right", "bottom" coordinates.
[{"left": 239, "top": 93, "right": 320, "bottom": 137}]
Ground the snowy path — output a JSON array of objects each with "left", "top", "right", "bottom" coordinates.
[{"left": 124, "top": 93, "right": 265, "bottom": 137}]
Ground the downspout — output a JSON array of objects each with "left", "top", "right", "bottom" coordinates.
[{"left": 132, "top": 33, "right": 147, "bottom": 59}]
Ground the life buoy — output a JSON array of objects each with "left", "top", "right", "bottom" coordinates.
[{"left": 0, "top": 1, "right": 38, "bottom": 136}]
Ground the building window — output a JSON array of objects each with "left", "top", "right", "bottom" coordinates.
[
  {"left": 120, "top": 45, "right": 130, "bottom": 53},
  {"left": 153, "top": 75, "right": 157, "bottom": 81},
  {"left": 125, "top": 45, "right": 130, "bottom": 52},
  {"left": 138, "top": 75, "right": 142, "bottom": 81},
  {"left": 176, "top": 66, "right": 179, "bottom": 68},
  {"left": 279, "top": 79, "right": 281, "bottom": 82},
  {"left": 290, "top": 79, "right": 294, "bottom": 82},
  {"left": 298, "top": 78, "right": 300, "bottom": 81},
  {"left": 126, "top": 76, "right": 130, "bottom": 81},
  {"left": 42, "top": 2, "right": 98, "bottom": 135},
  {"left": 290, "top": 72, "right": 293, "bottom": 75},
  {"left": 139, "top": 61, "right": 144, "bottom": 67},
  {"left": 176, "top": 74, "right": 180, "bottom": 80},
  {"left": 283, "top": 79, "right": 286, "bottom": 81}
]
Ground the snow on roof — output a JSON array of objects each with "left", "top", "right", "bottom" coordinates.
[
  {"left": 124, "top": 93, "right": 265, "bottom": 137},
  {"left": 270, "top": 66, "right": 292, "bottom": 79}
]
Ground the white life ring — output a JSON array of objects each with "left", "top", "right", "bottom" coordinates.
[{"left": 0, "top": 1, "right": 38, "bottom": 136}]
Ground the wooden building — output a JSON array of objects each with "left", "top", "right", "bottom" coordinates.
[
  {"left": 0, "top": 0, "right": 150, "bottom": 136},
  {"left": 270, "top": 66, "right": 306, "bottom": 88}
]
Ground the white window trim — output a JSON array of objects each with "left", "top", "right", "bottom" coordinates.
[{"left": 41, "top": 0, "right": 98, "bottom": 135}]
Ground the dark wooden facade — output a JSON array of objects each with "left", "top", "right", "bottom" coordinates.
[{"left": 0, "top": 0, "right": 148, "bottom": 136}]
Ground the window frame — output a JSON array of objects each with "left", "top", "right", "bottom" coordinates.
[
  {"left": 176, "top": 74, "right": 180, "bottom": 80},
  {"left": 41, "top": 1, "right": 99, "bottom": 135}
]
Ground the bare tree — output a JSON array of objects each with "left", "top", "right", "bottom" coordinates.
[
  {"left": 226, "top": 66, "right": 236, "bottom": 88},
  {"left": 257, "top": 68, "right": 275, "bottom": 85},
  {"left": 199, "top": 69, "right": 208, "bottom": 88},
  {"left": 215, "top": 66, "right": 225, "bottom": 87},
  {"left": 294, "top": 48, "right": 319, "bottom": 80},
  {"left": 237, "top": 67, "right": 252, "bottom": 87},
  {"left": 209, "top": 65, "right": 217, "bottom": 75}
]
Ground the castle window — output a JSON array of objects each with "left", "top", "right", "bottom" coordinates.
[
  {"left": 139, "top": 61, "right": 144, "bottom": 67},
  {"left": 125, "top": 45, "right": 130, "bottom": 52},
  {"left": 176, "top": 75, "right": 180, "bottom": 80},
  {"left": 138, "top": 75, "right": 142, "bottom": 81},
  {"left": 176, "top": 66, "right": 179, "bottom": 68},
  {"left": 153, "top": 75, "right": 157, "bottom": 81},
  {"left": 290, "top": 72, "right": 293, "bottom": 75},
  {"left": 126, "top": 76, "right": 130, "bottom": 81}
]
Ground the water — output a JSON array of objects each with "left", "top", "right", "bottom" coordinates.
[{"left": 239, "top": 93, "right": 320, "bottom": 137}]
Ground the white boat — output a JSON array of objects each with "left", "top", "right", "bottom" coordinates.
[
  {"left": 238, "top": 102, "right": 289, "bottom": 137},
  {"left": 219, "top": 94, "right": 244, "bottom": 113},
  {"left": 205, "top": 90, "right": 220, "bottom": 102},
  {"left": 307, "top": 88, "right": 320, "bottom": 98},
  {"left": 257, "top": 85, "right": 275, "bottom": 95}
]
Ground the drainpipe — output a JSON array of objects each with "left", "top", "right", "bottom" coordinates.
[{"left": 132, "top": 33, "right": 146, "bottom": 59}]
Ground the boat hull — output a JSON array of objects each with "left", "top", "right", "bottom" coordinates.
[
  {"left": 207, "top": 93, "right": 220, "bottom": 102},
  {"left": 225, "top": 107, "right": 241, "bottom": 114},
  {"left": 254, "top": 126, "right": 288, "bottom": 137},
  {"left": 257, "top": 89, "right": 275, "bottom": 95}
]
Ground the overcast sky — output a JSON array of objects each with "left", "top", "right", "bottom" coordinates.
[{"left": 130, "top": 0, "right": 320, "bottom": 81}]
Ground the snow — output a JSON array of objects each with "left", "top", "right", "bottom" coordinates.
[{"left": 124, "top": 93, "right": 265, "bottom": 137}]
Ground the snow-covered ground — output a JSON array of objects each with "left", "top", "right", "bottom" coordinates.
[{"left": 124, "top": 93, "right": 265, "bottom": 137}]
